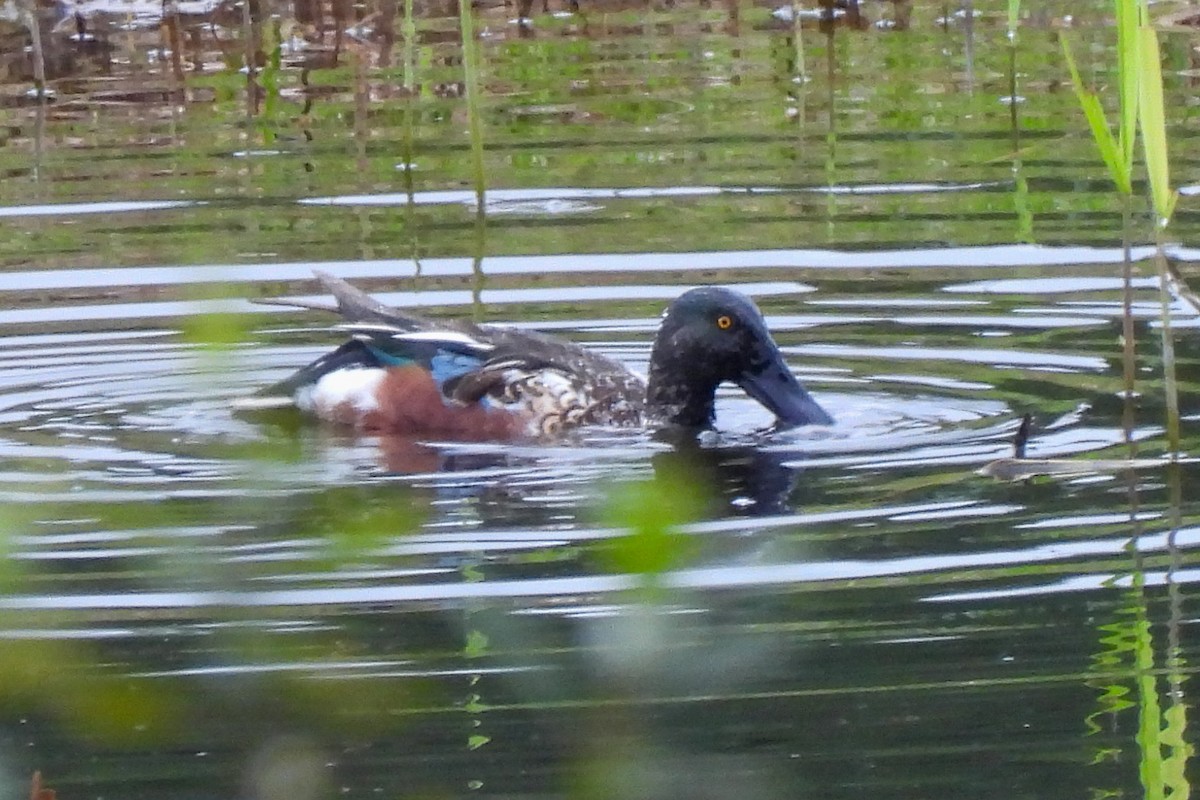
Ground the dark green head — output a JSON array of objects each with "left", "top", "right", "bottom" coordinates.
[{"left": 645, "top": 287, "right": 833, "bottom": 429}]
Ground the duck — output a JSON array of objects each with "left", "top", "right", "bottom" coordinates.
[{"left": 236, "top": 271, "right": 833, "bottom": 438}]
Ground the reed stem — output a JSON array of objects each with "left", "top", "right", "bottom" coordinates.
[
  {"left": 23, "top": 0, "right": 45, "bottom": 98},
  {"left": 458, "top": 0, "right": 487, "bottom": 204},
  {"left": 790, "top": 0, "right": 805, "bottom": 85},
  {"left": 1120, "top": 194, "right": 1136, "bottom": 453},
  {"left": 1154, "top": 237, "right": 1181, "bottom": 455}
]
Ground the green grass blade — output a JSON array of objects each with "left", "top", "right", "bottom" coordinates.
[
  {"left": 1061, "top": 34, "right": 1132, "bottom": 194},
  {"left": 1137, "top": 25, "right": 1177, "bottom": 225},
  {"left": 1116, "top": 0, "right": 1140, "bottom": 171}
]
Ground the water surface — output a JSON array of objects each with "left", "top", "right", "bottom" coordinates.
[{"left": 0, "top": 1, "right": 1197, "bottom": 798}]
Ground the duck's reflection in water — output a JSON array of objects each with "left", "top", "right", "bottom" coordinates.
[
  {"left": 373, "top": 430, "right": 809, "bottom": 517},
  {"left": 651, "top": 431, "right": 808, "bottom": 518}
]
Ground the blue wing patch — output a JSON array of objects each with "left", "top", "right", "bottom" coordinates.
[
  {"left": 365, "top": 343, "right": 486, "bottom": 399},
  {"left": 430, "top": 351, "right": 484, "bottom": 385}
]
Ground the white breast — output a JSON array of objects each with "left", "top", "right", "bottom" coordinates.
[{"left": 296, "top": 368, "right": 386, "bottom": 417}]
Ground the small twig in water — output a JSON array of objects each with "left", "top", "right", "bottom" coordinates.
[{"left": 1013, "top": 413, "right": 1032, "bottom": 458}]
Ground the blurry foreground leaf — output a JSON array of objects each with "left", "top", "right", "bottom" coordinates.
[
  {"left": 0, "top": 640, "right": 188, "bottom": 745},
  {"left": 181, "top": 282, "right": 258, "bottom": 353},
  {"left": 183, "top": 309, "right": 251, "bottom": 351},
  {"left": 298, "top": 486, "right": 426, "bottom": 567},
  {"left": 0, "top": 504, "right": 34, "bottom": 592},
  {"left": 276, "top": 663, "right": 431, "bottom": 735},
  {"left": 596, "top": 467, "right": 709, "bottom": 578},
  {"left": 195, "top": 436, "right": 306, "bottom": 465}
]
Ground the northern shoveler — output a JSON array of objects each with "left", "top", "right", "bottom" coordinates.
[{"left": 237, "top": 272, "right": 833, "bottom": 438}]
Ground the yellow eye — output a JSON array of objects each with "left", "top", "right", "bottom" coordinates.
[{"left": 716, "top": 315, "right": 733, "bottom": 330}]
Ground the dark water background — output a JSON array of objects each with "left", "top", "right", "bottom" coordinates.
[{"left": 0, "top": 0, "right": 1198, "bottom": 798}]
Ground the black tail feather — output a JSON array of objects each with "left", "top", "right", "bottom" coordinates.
[{"left": 257, "top": 339, "right": 383, "bottom": 400}]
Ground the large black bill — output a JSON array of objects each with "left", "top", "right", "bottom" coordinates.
[{"left": 738, "top": 353, "right": 833, "bottom": 428}]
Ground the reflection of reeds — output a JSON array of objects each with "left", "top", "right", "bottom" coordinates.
[
  {"left": 402, "top": 0, "right": 421, "bottom": 289},
  {"left": 242, "top": 0, "right": 257, "bottom": 116},
  {"left": 1084, "top": 550, "right": 1193, "bottom": 800},
  {"left": 790, "top": 0, "right": 805, "bottom": 85},
  {"left": 163, "top": 0, "right": 186, "bottom": 85},
  {"left": 459, "top": 0, "right": 486, "bottom": 204},
  {"left": 402, "top": 0, "right": 416, "bottom": 92},
  {"left": 1129, "top": 558, "right": 1193, "bottom": 800},
  {"left": 458, "top": 0, "right": 487, "bottom": 318},
  {"left": 18, "top": 0, "right": 45, "bottom": 96},
  {"left": 19, "top": 0, "right": 49, "bottom": 183},
  {"left": 1006, "top": 1, "right": 1032, "bottom": 244}
]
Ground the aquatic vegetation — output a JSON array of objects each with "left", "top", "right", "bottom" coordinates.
[
  {"left": 1061, "top": 0, "right": 1181, "bottom": 451},
  {"left": 1060, "top": 8, "right": 1191, "bottom": 797}
]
